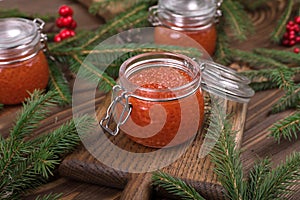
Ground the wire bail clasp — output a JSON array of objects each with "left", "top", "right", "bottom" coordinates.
[
  {"left": 100, "top": 85, "right": 132, "bottom": 136},
  {"left": 33, "top": 18, "right": 48, "bottom": 52}
]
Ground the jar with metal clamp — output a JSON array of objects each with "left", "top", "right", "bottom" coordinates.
[
  {"left": 100, "top": 52, "right": 254, "bottom": 148},
  {"left": 0, "top": 18, "right": 49, "bottom": 105},
  {"left": 149, "top": 0, "right": 222, "bottom": 55}
]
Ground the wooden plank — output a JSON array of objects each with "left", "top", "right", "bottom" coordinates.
[
  {"left": 59, "top": 91, "right": 248, "bottom": 200},
  {"left": 23, "top": 178, "right": 122, "bottom": 200}
]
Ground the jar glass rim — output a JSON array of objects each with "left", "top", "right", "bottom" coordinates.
[{"left": 118, "top": 52, "right": 202, "bottom": 101}]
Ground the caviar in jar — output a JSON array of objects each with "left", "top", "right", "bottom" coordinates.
[
  {"left": 101, "top": 52, "right": 205, "bottom": 148},
  {"left": 0, "top": 18, "right": 49, "bottom": 105},
  {"left": 149, "top": 0, "right": 222, "bottom": 55}
]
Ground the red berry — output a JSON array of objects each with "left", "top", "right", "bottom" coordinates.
[
  {"left": 283, "top": 32, "right": 289, "bottom": 39},
  {"left": 294, "top": 16, "right": 300, "bottom": 24},
  {"left": 61, "top": 16, "right": 73, "bottom": 27},
  {"left": 289, "top": 33, "right": 296, "bottom": 40},
  {"left": 67, "top": 20, "right": 77, "bottom": 29},
  {"left": 55, "top": 17, "right": 64, "bottom": 28},
  {"left": 54, "top": 34, "right": 62, "bottom": 42},
  {"left": 59, "top": 29, "right": 71, "bottom": 39},
  {"left": 59, "top": 5, "right": 73, "bottom": 17},
  {"left": 296, "top": 36, "right": 300, "bottom": 43},
  {"left": 289, "top": 40, "right": 296, "bottom": 46},
  {"left": 288, "top": 21, "right": 295, "bottom": 26},
  {"left": 293, "top": 47, "right": 300, "bottom": 54},
  {"left": 69, "top": 29, "right": 76, "bottom": 36},
  {"left": 282, "top": 39, "right": 290, "bottom": 46}
]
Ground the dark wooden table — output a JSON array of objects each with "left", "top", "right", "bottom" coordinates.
[{"left": 1, "top": 0, "right": 299, "bottom": 199}]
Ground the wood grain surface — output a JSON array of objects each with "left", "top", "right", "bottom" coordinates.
[{"left": 1, "top": 0, "right": 300, "bottom": 199}]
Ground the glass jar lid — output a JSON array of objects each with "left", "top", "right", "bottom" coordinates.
[
  {"left": 0, "top": 18, "right": 43, "bottom": 63},
  {"left": 159, "top": 0, "right": 216, "bottom": 17},
  {"left": 149, "top": 0, "right": 217, "bottom": 30}
]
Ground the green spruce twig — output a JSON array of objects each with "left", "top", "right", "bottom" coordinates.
[
  {"left": 251, "top": 152, "right": 300, "bottom": 199},
  {"left": 221, "top": 0, "right": 254, "bottom": 41},
  {"left": 48, "top": 58, "right": 72, "bottom": 105},
  {"left": 271, "top": 86, "right": 300, "bottom": 113},
  {"left": 270, "top": 0, "right": 294, "bottom": 43},
  {"left": 208, "top": 98, "right": 245, "bottom": 200},
  {"left": 270, "top": 110, "right": 300, "bottom": 143},
  {"left": 152, "top": 171, "right": 205, "bottom": 200},
  {"left": 34, "top": 193, "right": 63, "bottom": 200},
  {"left": 0, "top": 91, "right": 94, "bottom": 199},
  {"left": 254, "top": 48, "right": 300, "bottom": 65}
]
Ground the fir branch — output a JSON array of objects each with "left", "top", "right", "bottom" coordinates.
[
  {"left": 52, "top": 43, "right": 202, "bottom": 59},
  {"left": 82, "top": 3, "right": 150, "bottom": 48},
  {"left": 221, "top": 0, "right": 253, "bottom": 41},
  {"left": 48, "top": 58, "right": 72, "bottom": 105},
  {"left": 245, "top": 158, "right": 272, "bottom": 200},
  {"left": 238, "top": 0, "right": 273, "bottom": 11},
  {"left": 214, "top": 22, "right": 233, "bottom": 65},
  {"left": 0, "top": 114, "right": 94, "bottom": 199},
  {"left": 9, "top": 91, "right": 57, "bottom": 140},
  {"left": 88, "top": 0, "right": 149, "bottom": 15},
  {"left": 208, "top": 98, "right": 245, "bottom": 200},
  {"left": 249, "top": 81, "right": 278, "bottom": 91},
  {"left": 254, "top": 48, "right": 300, "bottom": 66},
  {"left": 269, "top": 110, "right": 300, "bottom": 143},
  {"left": 270, "top": 0, "right": 294, "bottom": 43},
  {"left": 0, "top": 8, "right": 54, "bottom": 22},
  {"left": 72, "top": 54, "right": 116, "bottom": 92},
  {"left": 251, "top": 152, "right": 300, "bottom": 199},
  {"left": 230, "top": 49, "right": 286, "bottom": 69},
  {"left": 152, "top": 171, "right": 205, "bottom": 200},
  {"left": 271, "top": 86, "right": 300, "bottom": 113},
  {"left": 0, "top": 104, "right": 3, "bottom": 110},
  {"left": 35, "top": 193, "right": 63, "bottom": 200}
]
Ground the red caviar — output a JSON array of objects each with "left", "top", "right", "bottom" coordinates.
[
  {"left": 120, "top": 66, "right": 204, "bottom": 148},
  {"left": 0, "top": 51, "right": 49, "bottom": 104},
  {"left": 154, "top": 26, "right": 217, "bottom": 56}
]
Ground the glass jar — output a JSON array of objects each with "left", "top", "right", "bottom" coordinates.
[
  {"left": 0, "top": 18, "right": 49, "bottom": 105},
  {"left": 100, "top": 52, "right": 255, "bottom": 148},
  {"left": 101, "top": 52, "right": 205, "bottom": 148},
  {"left": 149, "top": 0, "right": 222, "bottom": 55}
]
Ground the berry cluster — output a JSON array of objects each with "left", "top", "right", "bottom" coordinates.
[
  {"left": 281, "top": 16, "right": 300, "bottom": 53},
  {"left": 54, "top": 5, "right": 77, "bottom": 42}
]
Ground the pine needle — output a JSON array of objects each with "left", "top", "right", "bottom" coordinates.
[
  {"left": 269, "top": 111, "right": 300, "bottom": 143},
  {"left": 250, "top": 152, "right": 300, "bottom": 199},
  {"left": 245, "top": 158, "right": 272, "bottom": 200},
  {"left": 239, "top": 0, "right": 273, "bottom": 11},
  {"left": 214, "top": 22, "right": 233, "bottom": 65},
  {"left": 230, "top": 49, "right": 286, "bottom": 69},
  {"left": 82, "top": 3, "right": 150, "bottom": 48},
  {"left": 270, "top": 0, "right": 294, "bottom": 43},
  {"left": 152, "top": 171, "right": 205, "bottom": 200},
  {"left": 208, "top": 98, "right": 245, "bottom": 200},
  {"left": 35, "top": 193, "right": 63, "bottom": 200},
  {"left": 254, "top": 48, "right": 300, "bottom": 65},
  {"left": 10, "top": 90, "right": 58, "bottom": 140},
  {"left": 48, "top": 59, "right": 72, "bottom": 105},
  {"left": 271, "top": 86, "right": 300, "bottom": 113},
  {"left": 221, "top": 0, "right": 253, "bottom": 41}
]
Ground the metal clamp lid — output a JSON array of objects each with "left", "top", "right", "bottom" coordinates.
[{"left": 199, "top": 60, "right": 255, "bottom": 103}]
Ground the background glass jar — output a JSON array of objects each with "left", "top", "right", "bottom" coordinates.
[
  {"left": 101, "top": 52, "right": 205, "bottom": 148},
  {"left": 0, "top": 18, "right": 49, "bottom": 105},
  {"left": 149, "top": 0, "right": 222, "bottom": 55}
]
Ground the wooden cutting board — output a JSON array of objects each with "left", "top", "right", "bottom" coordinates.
[{"left": 59, "top": 92, "right": 248, "bottom": 200}]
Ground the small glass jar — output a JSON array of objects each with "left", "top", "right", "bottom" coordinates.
[
  {"left": 149, "top": 0, "right": 222, "bottom": 55},
  {"left": 100, "top": 52, "right": 255, "bottom": 148},
  {"left": 0, "top": 18, "right": 49, "bottom": 105},
  {"left": 101, "top": 52, "right": 205, "bottom": 148}
]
